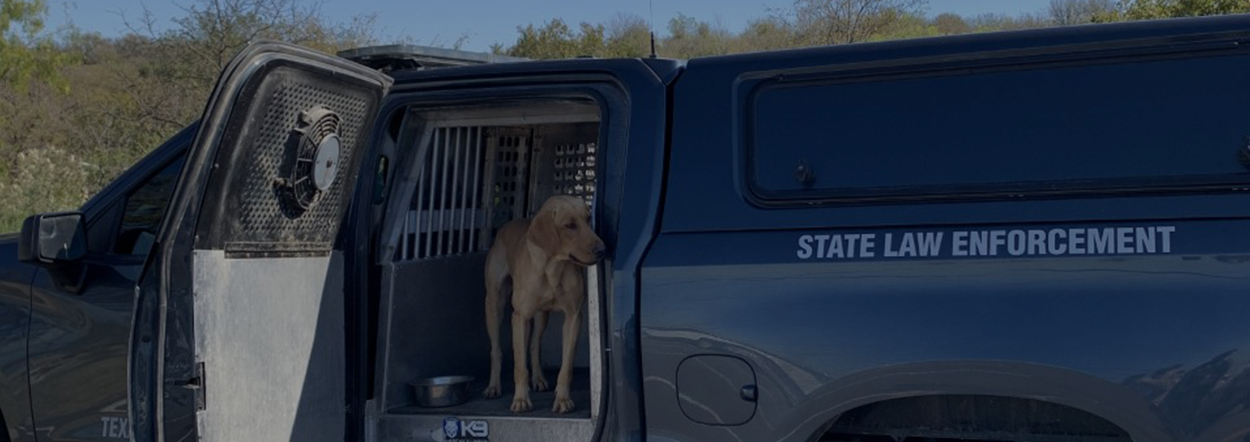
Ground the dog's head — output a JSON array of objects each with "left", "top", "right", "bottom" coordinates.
[{"left": 528, "top": 195, "right": 605, "bottom": 266}]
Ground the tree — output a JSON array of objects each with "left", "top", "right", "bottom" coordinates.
[
  {"left": 0, "top": 147, "right": 89, "bottom": 231},
  {"left": 790, "top": 0, "right": 929, "bottom": 45},
  {"left": 666, "top": 13, "right": 703, "bottom": 41},
  {"left": 104, "top": 0, "right": 381, "bottom": 156},
  {"left": 0, "top": 0, "right": 79, "bottom": 232},
  {"left": 661, "top": 13, "right": 734, "bottom": 58},
  {"left": 1050, "top": 0, "right": 1116, "bottom": 25},
  {"left": 506, "top": 19, "right": 580, "bottom": 59},
  {"left": 1096, "top": 0, "right": 1250, "bottom": 21},
  {"left": 0, "top": 0, "right": 384, "bottom": 232},
  {"left": 504, "top": 18, "right": 619, "bottom": 59},
  {"left": 862, "top": 12, "right": 941, "bottom": 40},
  {"left": 933, "top": 12, "right": 970, "bottom": 34},
  {"left": 126, "top": 0, "right": 376, "bottom": 91},
  {"left": 738, "top": 16, "right": 798, "bottom": 52},
  {"left": 0, "top": 0, "right": 68, "bottom": 92},
  {"left": 966, "top": 12, "right": 1051, "bottom": 31},
  {"left": 604, "top": 13, "right": 649, "bottom": 57}
]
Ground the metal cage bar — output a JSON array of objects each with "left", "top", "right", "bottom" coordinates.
[
  {"left": 401, "top": 124, "right": 598, "bottom": 262},
  {"left": 469, "top": 127, "right": 483, "bottom": 251},
  {"left": 423, "top": 129, "right": 441, "bottom": 259},
  {"left": 451, "top": 127, "right": 465, "bottom": 255},
  {"left": 439, "top": 127, "right": 452, "bottom": 256},
  {"left": 411, "top": 150, "right": 425, "bottom": 261}
]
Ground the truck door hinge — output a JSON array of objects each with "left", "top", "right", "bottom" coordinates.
[{"left": 173, "top": 362, "right": 207, "bottom": 411}]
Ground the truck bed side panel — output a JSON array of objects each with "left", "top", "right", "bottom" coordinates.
[{"left": 643, "top": 15, "right": 1250, "bottom": 442}]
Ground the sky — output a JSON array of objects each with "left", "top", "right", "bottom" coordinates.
[{"left": 44, "top": 0, "right": 1054, "bottom": 52}]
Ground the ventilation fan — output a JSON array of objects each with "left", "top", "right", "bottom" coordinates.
[{"left": 275, "top": 106, "right": 342, "bottom": 216}]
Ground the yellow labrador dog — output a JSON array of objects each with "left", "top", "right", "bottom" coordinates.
[{"left": 483, "top": 195, "right": 605, "bottom": 413}]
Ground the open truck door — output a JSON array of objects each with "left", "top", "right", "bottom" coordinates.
[{"left": 128, "top": 41, "right": 391, "bottom": 442}]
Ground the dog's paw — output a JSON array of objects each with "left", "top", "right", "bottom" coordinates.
[
  {"left": 483, "top": 384, "right": 501, "bottom": 398},
  {"left": 510, "top": 395, "right": 533, "bottom": 413},
  {"left": 531, "top": 374, "right": 549, "bottom": 391},
  {"left": 552, "top": 396, "right": 575, "bottom": 414}
]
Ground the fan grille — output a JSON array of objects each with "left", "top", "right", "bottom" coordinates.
[
  {"left": 277, "top": 106, "right": 342, "bottom": 216},
  {"left": 233, "top": 76, "right": 369, "bottom": 240}
]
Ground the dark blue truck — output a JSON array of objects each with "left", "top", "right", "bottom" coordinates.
[{"left": 3, "top": 13, "right": 1250, "bottom": 442}]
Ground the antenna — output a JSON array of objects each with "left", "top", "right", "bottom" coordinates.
[
  {"left": 648, "top": 0, "right": 658, "bottom": 58},
  {"left": 649, "top": 0, "right": 654, "bottom": 35}
]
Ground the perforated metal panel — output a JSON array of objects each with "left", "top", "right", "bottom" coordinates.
[
  {"left": 488, "top": 128, "right": 533, "bottom": 229},
  {"left": 527, "top": 124, "right": 599, "bottom": 216},
  {"left": 198, "top": 65, "right": 379, "bottom": 255},
  {"left": 550, "top": 141, "right": 596, "bottom": 208},
  {"left": 237, "top": 80, "right": 370, "bottom": 236}
]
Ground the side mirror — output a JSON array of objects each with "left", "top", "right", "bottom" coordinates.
[{"left": 18, "top": 211, "right": 87, "bottom": 266}]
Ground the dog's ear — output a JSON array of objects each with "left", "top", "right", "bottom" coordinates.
[{"left": 527, "top": 204, "right": 562, "bottom": 256}]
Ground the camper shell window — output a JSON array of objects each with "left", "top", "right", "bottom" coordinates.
[{"left": 747, "top": 52, "right": 1250, "bottom": 203}]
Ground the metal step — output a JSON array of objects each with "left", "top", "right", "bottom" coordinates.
[{"left": 377, "top": 412, "right": 593, "bottom": 442}]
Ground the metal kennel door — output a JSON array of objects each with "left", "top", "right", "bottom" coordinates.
[{"left": 129, "top": 41, "right": 390, "bottom": 442}]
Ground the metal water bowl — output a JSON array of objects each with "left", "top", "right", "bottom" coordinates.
[{"left": 411, "top": 375, "right": 474, "bottom": 408}]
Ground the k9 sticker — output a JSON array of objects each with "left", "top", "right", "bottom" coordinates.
[{"left": 439, "top": 417, "right": 489, "bottom": 441}]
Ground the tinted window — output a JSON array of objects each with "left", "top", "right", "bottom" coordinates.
[
  {"left": 114, "top": 155, "right": 185, "bottom": 255},
  {"left": 750, "top": 53, "right": 1250, "bottom": 200}
]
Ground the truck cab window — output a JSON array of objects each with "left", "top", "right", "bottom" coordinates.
[{"left": 113, "top": 155, "right": 186, "bottom": 255}]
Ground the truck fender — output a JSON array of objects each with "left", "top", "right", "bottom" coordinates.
[{"left": 778, "top": 361, "right": 1176, "bottom": 442}]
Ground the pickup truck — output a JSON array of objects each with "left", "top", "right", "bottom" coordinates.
[{"left": 3, "top": 13, "right": 1250, "bottom": 442}]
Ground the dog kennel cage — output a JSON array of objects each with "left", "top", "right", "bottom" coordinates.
[
  {"left": 395, "top": 123, "right": 598, "bottom": 261},
  {"left": 372, "top": 103, "right": 604, "bottom": 442}
]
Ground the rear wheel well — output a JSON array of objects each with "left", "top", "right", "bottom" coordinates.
[{"left": 819, "top": 395, "right": 1131, "bottom": 442}]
